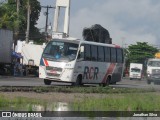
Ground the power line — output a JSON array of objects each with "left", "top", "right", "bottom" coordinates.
[{"left": 41, "top": 5, "right": 55, "bottom": 35}]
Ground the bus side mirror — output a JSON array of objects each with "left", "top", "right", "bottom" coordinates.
[{"left": 77, "top": 46, "right": 84, "bottom": 61}]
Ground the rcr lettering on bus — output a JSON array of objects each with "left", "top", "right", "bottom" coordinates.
[{"left": 83, "top": 66, "right": 99, "bottom": 80}]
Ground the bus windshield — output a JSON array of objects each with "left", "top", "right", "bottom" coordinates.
[
  {"left": 42, "top": 41, "right": 79, "bottom": 62},
  {"left": 148, "top": 61, "right": 160, "bottom": 67},
  {"left": 131, "top": 68, "right": 141, "bottom": 73}
]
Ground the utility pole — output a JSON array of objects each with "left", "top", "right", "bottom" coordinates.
[
  {"left": 41, "top": 5, "right": 54, "bottom": 40},
  {"left": 14, "top": 0, "right": 20, "bottom": 50},
  {"left": 25, "top": 0, "right": 30, "bottom": 43}
]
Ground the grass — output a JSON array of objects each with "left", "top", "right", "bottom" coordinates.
[
  {"left": 0, "top": 95, "right": 43, "bottom": 111},
  {"left": 0, "top": 86, "right": 158, "bottom": 111},
  {"left": 72, "top": 93, "right": 160, "bottom": 111},
  {"left": 1, "top": 92, "right": 160, "bottom": 111},
  {"left": 0, "top": 95, "right": 8, "bottom": 108}
]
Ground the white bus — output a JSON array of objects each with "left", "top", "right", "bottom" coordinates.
[{"left": 39, "top": 38, "right": 124, "bottom": 86}]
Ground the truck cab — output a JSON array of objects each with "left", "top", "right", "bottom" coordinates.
[
  {"left": 129, "top": 63, "right": 143, "bottom": 80},
  {"left": 147, "top": 58, "right": 160, "bottom": 84}
]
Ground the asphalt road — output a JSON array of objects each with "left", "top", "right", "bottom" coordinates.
[{"left": 0, "top": 76, "right": 160, "bottom": 90}]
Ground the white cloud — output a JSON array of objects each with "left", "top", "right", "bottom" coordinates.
[
  {"left": 37, "top": 0, "right": 160, "bottom": 47},
  {"left": 69, "top": 0, "right": 160, "bottom": 46},
  {"left": 36, "top": 12, "right": 46, "bottom": 30}
]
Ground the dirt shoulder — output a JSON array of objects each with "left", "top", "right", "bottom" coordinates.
[{"left": 0, "top": 92, "right": 109, "bottom": 103}]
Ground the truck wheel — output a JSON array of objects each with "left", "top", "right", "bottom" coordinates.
[
  {"left": 147, "top": 80, "right": 151, "bottom": 84},
  {"left": 35, "top": 69, "right": 39, "bottom": 77},
  {"left": 44, "top": 79, "right": 51, "bottom": 85},
  {"left": 0, "top": 68, "right": 5, "bottom": 75},
  {"left": 72, "top": 76, "right": 82, "bottom": 86}
]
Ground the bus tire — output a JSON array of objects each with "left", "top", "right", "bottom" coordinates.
[
  {"left": 72, "top": 76, "right": 82, "bottom": 86},
  {"left": 101, "top": 76, "right": 110, "bottom": 87},
  {"left": 106, "top": 76, "right": 110, "bottom": 86},
  {"left": 112, "top": 82, "right": 116, "bottom": 85},
  {"left": 44, "top": 79, "right": 51, "bottom": 85}
]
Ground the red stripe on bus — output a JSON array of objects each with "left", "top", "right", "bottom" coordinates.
[
  {"left": 102, "top": 63, "right": 116, "bottom": 83},
  {"left": 112, "top": 44, "right": 121, "bottom": 48},
  {"left": 43, "top": 59, "right": 49, "bottom": 66}
]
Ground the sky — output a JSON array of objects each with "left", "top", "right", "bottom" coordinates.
[{"left": 22, "top": 0, "right": 160, "bottom": 47}]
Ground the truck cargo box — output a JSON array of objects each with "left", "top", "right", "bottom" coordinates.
[
  {"left": 0, "top": 29, "right": 13, "bottom": 63},
  {"left": 16, "top": 41, "right": 44, "bottom": 66}
]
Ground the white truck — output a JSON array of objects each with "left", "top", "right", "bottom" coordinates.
[
  {"left": 15, "top": 40, "right": 45, "bottom": 76},
  {"left": 129, "top": 63, "right": 143, "bottom": 80},
  {"left": 146, "top": 58, "right": 160, "bottom": 84},
  {"left": 0, "top": 29, "right": 13, "bottom": 75}
]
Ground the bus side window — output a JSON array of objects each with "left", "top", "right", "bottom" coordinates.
[
  {"left": 84, "top": 44, "right": 91, "bottom": 61},
  {"left": 111, "top": 48, "right": 116, "bottom": 63},
  {"left": 105, "top": 47, "right": 111, "bottom": 62},
  {"left": 117, "top": 48, "right": 123, "bottom": 63},
  {"left": 98, "top": 46, "right": 104, "bottom": 62},
  {"left": 91, "top": 45, "right": 97, "bottom": 61}
]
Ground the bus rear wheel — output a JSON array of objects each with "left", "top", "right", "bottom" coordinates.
[
  {"left": 99, "top": 77, "right": 110, "bottom": 87},
  {"left": 44, "top": 79, "right": 52, "bottom": 85},
  {"left": 105, "top": 77, "right": 110, "bottom": 86}
]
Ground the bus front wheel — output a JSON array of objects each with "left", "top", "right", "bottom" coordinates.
[
  {"left": 72, "top": 76, "right": 82, "bottom": 86},
  {"left": 44, "top": 79, "right": 52, "bottom": 85}
]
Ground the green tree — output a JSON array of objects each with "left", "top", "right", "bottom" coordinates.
[
  {"left": 0, "top": 0, "right": 26, "bottom": 29},
  {"left": 0, "top": 0, "right": 44, "bottom": 42},
  {"left": 126, "top": 42, "right": 159, "bottom": 65},
  {"left": 125, "top": 42, "right": 159, "bottom": 71},
  {"left": 124, "top": 42, "right": 159, "bottom": 76},
  {"left": 18, "top": 0, "right": 42, "bottom": 40}
]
